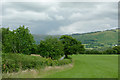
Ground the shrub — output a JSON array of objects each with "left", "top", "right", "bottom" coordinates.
[
  {"left": 103, "top": 48, "right": 118, "bottom": 54},
  {"left": 38, "top": 37, "right": 64, "bottom": 60},
  {"left": 113, "top": 46, "right": 120, "bottom": 54},
  {"left": 2, "top": 53, "right": 72, "bottom": 73},
  {"left": 57, "top": 59, "right": 72, "bottom": 66},
  {"left": 84, "top": 50, "right": 102, "bottom": 54},
  {"left": 2, "top": 53, "right": 45, "bottom": 73}
]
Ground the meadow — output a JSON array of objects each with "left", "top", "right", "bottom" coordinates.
[
  {"left": 45, "top": 55, "right": 118, "bottom": 78},
  {"left": 3, "top": 55, "right": 118, "bottom": 78}
]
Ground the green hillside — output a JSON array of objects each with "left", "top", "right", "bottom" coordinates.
[
  {"left": 71, "top": 29, "right": 118, "bottom": 50},
  {"left": 33, "top": 34, "right": 49, "bottom": 44},
  {"left": 33, "top": 34, "right": 60, "bottom": 44},
  {"left": 33, "top": 29, "right": 118, "bottom": 50}
]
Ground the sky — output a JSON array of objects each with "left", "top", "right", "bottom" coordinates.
[{"left": 1, "top": 2, "right": 118, "bottom": 35}]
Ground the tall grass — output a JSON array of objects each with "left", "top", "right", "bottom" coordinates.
[{"left": 2, "top": 53, "right": 72, "bottom": 73}]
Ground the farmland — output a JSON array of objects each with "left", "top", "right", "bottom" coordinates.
[
  {"left": 45, "top": 55, "right": 118, "bottom": 78},
  {"left": 3, "top": 55, "right": 118, "bottom": 78}
]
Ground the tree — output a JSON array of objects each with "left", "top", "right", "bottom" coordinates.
[
  {"left": 0, "top": 28, "right": 1, "bottom": 51},
  {"left": 84, "top": 49, "right": 102, "bottom": 54},
  {"left": 104, "top": 48, "right": 115, "bottom": 54},
  {"left": 38, "top": 37, "right": 64, "bottom": 60},
  {"left": 60, "top": 35, "right": 85, "bottom": 58},
  {"left": 15, "top": 26, "right": 35, "bottom": 54},
  {"left": 113, "top": 46, "right": 120, "bottom": 54},
  {"left": 30, "top": 44, "right": 38, "bottom": 54},
  {"left": 2, "top": 26, "right": 35, "bottom": 54},
  {"left": 102, "top": 46, "right": 120, "bottom": 54},
  {"left": 2, "top": 27, "right": 14, "bottom": 53}
]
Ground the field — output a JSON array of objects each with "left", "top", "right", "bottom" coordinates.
[
  {"left": 3, "top": 55, "right": 118, "bottom": 78},
  {"left": 45, "top": 55, "right": 118, "bottom": 78}
]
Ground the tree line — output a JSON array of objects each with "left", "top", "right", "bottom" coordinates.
[
  {"left": 1, "top": 26, "right": 120, "bottom": 60},
  {"left": 1, "top": 26, "right": 85, "bottom": 60}
]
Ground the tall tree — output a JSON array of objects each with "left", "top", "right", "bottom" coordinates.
[
  {"left": 2, "top": 26, "right": 35, "bottom": 54},
  {"left": 60, "top": 35, "right": 85, "bottom": 58},
  {"left": 15, "top": 25, "right": 35, "bottom": 54},
  {"left": 2, "top": 28, "right": 13, "bottom": 53},
  {"left": 0, "top": 28, "right": 2, "bottom": 51}
]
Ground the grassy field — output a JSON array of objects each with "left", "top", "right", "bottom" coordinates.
[
  {"left": 2, "top": 55, "right": 118, "bottom": 78},
  {"left": 45, "top": 55, "right": 118, "bottom": 78}
]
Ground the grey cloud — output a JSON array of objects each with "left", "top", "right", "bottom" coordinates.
[
  {"left": 2, "top": 2, "right": 60, "bottom": 13},
  {"left": 48, "top": 18, "right": 117, "bottom": 35},
  {"left": 2, "top": 2, "right": 118, "bottom": 35}
]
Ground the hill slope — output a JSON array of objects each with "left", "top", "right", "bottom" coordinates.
[
  {"left": 71, "top": 29, "right": 118, "bottom": 50},
  {"left": 33, "top": 29, "right": 118, "bottom": 50}
]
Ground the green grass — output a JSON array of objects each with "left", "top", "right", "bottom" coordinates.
[
  {"left": 2, "top": 55, "right": 118, "bottom": 78},
  {"left": 45, "top": 55, "right": 118, "bottom": 78}
]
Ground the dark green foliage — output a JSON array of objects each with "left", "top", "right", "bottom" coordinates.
[
  {"left": 15, "top": 26, "right": 35, "bottom": 54},
  {"left": 84, "top": 45, "right": 120, "bottom": 54},
  {"left": 30, "top": 44, "right": 38, "bottom": 54},
  {"left": 38, "top": 37, "right": 64, "bottom": 60},
  {"left": 103, "top": 46, "right": 120, "bottom": 54},
  {"left": 2, "top": 53, "right": 45, "bottom": 73},
  {"left": 60, "top": 35, "right": 85, "bottom": 58},
  {"left": 2, "top": 28, "right": 13, "bottom": 53},
  {"left": 2, "top": 26, "right": 35, "bottom": 54},
  {"left": 103, "top": 49, "right": 117, "bottom": 54},
  {"left": 0, "top": 28, "right": 1, "bottom": 51},
  {"left": 113, "top": 46, "right": 120, "bottom": 54},
  {"left": 84, "top": 50, "right": 102, "bottom": 54},
  {"left": 2, "top": 53, "right": 72, "bottom": 73}
]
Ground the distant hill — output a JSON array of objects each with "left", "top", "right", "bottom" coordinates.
[
  {"left": 33, "top": 29, "right": 118, "bottom": 50},
  {"left": 33, "top": 34, "right": 60, "bottom": 44},
  {"left": 71, "top": 29, "right": 118, "bottom": 50},
  {"left": 33, "top": 34, "right": 49, "bottom": 44}
]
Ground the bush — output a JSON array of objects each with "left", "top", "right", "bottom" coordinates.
[
  {"left": 2, "top": 53, "right": 72, "bottom": 73},
  {"left": 38, "top": 37, "right": 64, "bottom": 60},
  {"left": 2, "top": 53, "right": 45, "bottom": 73},
  {"left": 103, "top": 48, "right": 118, "bottom": 54},
  {"left": 57, "top": 59, "right": 72, "bottom": 66},
  {"left": 84, "top": 50, "right": 102, "bottom": 54},
  {"left": 112, "top": 46, "right": 120, "bottom": 54}
]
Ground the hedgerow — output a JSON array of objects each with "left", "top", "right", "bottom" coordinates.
[{"left": 2, "top": 53, "right": 72, "bottom": 73}]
